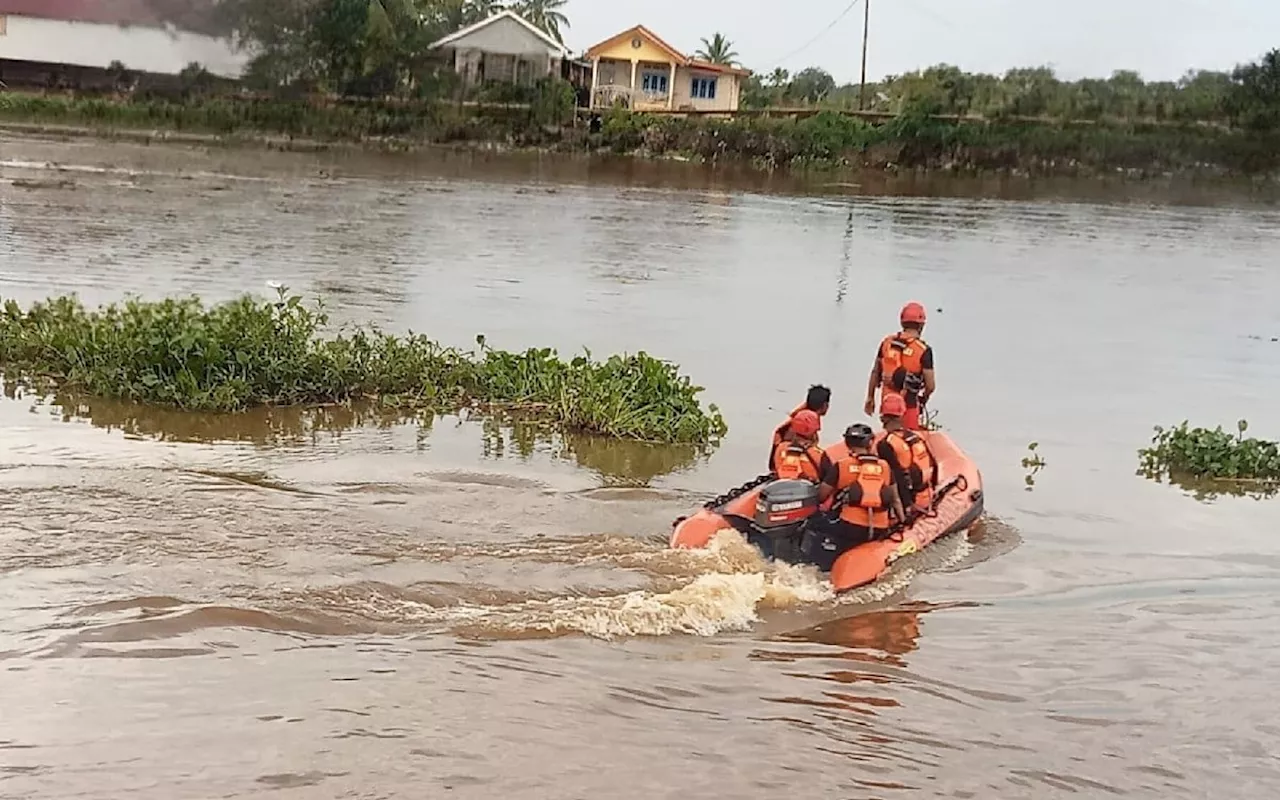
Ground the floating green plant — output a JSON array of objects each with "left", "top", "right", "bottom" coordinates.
[
  {"left": 0, "top": 287, "right": 727, "bottom": 446},
  {"left": 1021, "top": 441, "right": 1047, "bottom": 490},
  {"left": 1138, "top": 419, "right": 1280, "bottom": 485}
]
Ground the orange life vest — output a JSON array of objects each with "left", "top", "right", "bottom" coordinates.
[
  {"left": 878, "top": 333, "right": 929, "bottom": 397},
  {"left": 833, "top": 453, "right": 895, "bottom": 529},
  {"left": 770, "top": 402, "right": 820, "bottom": 471},
  {"left": 823, "top": 439, "right": 850, "bottom": 464},
  {"left": 771, "top": 403, "right": 808, "bottom": 448},
  {"left": 774, "top": 440, "right": 823, "bottom": 482},
  {"left": 880, "top": 429, "right": 938, "bottom": 509}
]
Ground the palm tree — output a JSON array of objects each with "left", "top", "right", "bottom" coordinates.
[
  {"left": 695, "top": 33, "right": 738, "bottom": 65},
  {"left": 511, "top": 0, "right": 568, "bottom": 44},
  {"left": 464, "top": 0, "right": 504, "bottom": 25}
]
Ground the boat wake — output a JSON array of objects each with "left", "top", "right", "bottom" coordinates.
[{"left": 34, "top": 527, "right": 982, "bottom": 654}]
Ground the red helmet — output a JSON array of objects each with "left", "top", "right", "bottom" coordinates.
[
  {"left": 880, "top": 393, "right": 907, "bottom": 417},
  {"left": 791, "top": 410, "right": 821, "bottom": 438},
  {"left": 900, "top": 301, "right": 927, "bottom": 325}
]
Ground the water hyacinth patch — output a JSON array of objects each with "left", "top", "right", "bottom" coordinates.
[
  {"left": 0, "top": 288, "right": 728, "bottom": 446},
  {"left": 1138, "top": 419, "right": 1280, "bottom": 484}
]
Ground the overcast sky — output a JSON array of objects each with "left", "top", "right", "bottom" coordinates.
[{"left": 562, "top": 0, "right": 1275, "bottom": 84}]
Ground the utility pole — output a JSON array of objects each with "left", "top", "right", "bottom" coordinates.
[{"left": 858, "top": 0, "right": 870, "bottom": 110}]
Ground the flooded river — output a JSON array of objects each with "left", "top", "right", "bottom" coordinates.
[{"left": 2, "top": 134, "right": 1279, "bottom": 799}]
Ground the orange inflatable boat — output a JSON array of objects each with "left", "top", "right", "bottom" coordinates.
[{"left": 669, "top": 431, "right": 985, "bottom": 592}]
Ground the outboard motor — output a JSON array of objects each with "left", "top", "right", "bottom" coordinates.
[{"left": 753, "top": 479, "right": 820, "bottom": 531}]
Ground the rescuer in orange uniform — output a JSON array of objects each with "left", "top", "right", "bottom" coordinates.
[
  {"left": 768, "top": 384, "right": 832, "bottom": 471},
  {"left": 864, "top": 302, "right": 935, "bottom": 431},
  {"left": 875, "top": 393, "right": 939, "bottom": 518},
  {"left": 803, "top": 423, "right": 906, "bottom": 571},
  {"left": 772, "top": 410, "right": 825, "bottom": 482}
]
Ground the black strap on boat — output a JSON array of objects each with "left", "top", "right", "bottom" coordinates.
[{"left": 703, "top": 473, "right": 774, "bottom": 511}]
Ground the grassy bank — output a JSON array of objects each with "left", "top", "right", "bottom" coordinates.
[
  {"left": 601, "top": 109, "right": 1280, "bottom": 177},
  {"left": 3, "top": 92, "right": 1279, "bottom": 177},
  {"left": 0, "top": 288, "right": 727, "bottom": 446}
]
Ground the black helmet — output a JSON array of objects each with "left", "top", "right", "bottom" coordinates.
[{"left": 844, "top": 423, "right": 874, "bottom": 448}]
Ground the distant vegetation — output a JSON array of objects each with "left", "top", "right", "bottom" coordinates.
[
  {"left": 0, "top": 288, "right": 727, "bottom": 446},
  {"left": 696, "top": 34, "right": 740, "bottom": 66},
  {"left": 743, "top": 53, "right": 1280, "bottom": 129}
]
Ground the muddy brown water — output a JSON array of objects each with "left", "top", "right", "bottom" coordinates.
[{"left": 2, "top": 134, "right": 1280, "bottom": 799}]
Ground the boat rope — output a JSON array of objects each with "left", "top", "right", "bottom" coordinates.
[{"left": 703, "top": 473, "right": 775, "bottom": 510}]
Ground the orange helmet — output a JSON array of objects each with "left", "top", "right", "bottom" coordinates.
[
  {"left": 900, "top": 302, "right": 927, "bottom": 325},
  {"left": 880, "top": 393, "right": 907, "bottom": 417},
  {"left": 791, "top": 410, "right": 821, "bottom": 438}
]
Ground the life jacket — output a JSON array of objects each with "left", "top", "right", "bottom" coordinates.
[
  {"left": 771, "top": 403, "right": 807, "bottom": 448},
  {"left": 769, "top": 402, "right": 813, "bottom": 470},
  {"left": 878, "top": 333, "right": 929, "bottom": 401},
  {"left": 823, "top": 439, "right": 850, "bottom": 464},
  {"left": 773, "top": 440, "right": 823, "bottom": 482},
  {"left": 880, "top": 428, "right": 938, "bottom": 509},
  {"left": 833, "top": 453, "right": 895, "bottom": 529}
]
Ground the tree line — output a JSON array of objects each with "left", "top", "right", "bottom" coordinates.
[
  {"left": 190, "top": 3, "right": 1280, "bottom": 132},
  {"left": 738, "top": 52, "right": 1280, "bottom": 130},
  {"left": 215, "top": 0, "right": 568, "bottom": 98}
]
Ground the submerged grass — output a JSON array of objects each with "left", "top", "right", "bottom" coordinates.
[{"left": 0, "top": 288, "right": 727, "bottom": 446}]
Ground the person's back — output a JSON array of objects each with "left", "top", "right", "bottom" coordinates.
[
  {"left": 768, "top": 384, "right": 832, "bottom": 471},
  {"left": 831, "top": 451, "right": 895, "bottom": 532},
  {"left": 805, "top": 424, "right": 905, "bottom": 570},
  {"left": 874, "top": 393, "right": 938, "bottom": 515},
  {"left": 864, "top": 302, "right": 935, "bottom": 431}
]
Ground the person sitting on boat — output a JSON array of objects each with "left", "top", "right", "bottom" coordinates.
[
  {"left": 875, "top": 393, "right": 939, "bottom": 518},
  {"left": 803, "top": 424, "right": 907, "bottom": 571},
  {"left": 769, "top": 384, "right": 832, "bottom": 471},
  {"left": 773, "top": 410, "right": 825, "bottom": 482},
  {"left": 864, "top": 302, "right": 934, "bottom": 431}
]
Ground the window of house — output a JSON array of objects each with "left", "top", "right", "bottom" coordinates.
[
  {"left": 691, "top": 76, "right": 717, "bottom": 100},
  {"left": 641, "top": 71, "right": 669, "bottom": 94}
]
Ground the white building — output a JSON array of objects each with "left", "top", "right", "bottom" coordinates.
[
  {"left": 429, "top": 10, "right": 569, "bottom": 87},
  {"left": 0, "top": 0, "right": 248, "bottom": 81}
]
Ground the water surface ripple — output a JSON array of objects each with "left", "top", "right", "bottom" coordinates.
[{"left": 2, "top": 135, "right": 1279, "bottom": 799}]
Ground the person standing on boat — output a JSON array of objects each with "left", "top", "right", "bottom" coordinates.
[
  {"left": 804, "top": 424, "right": 906, "bottom": 571},
  {"left": 863, "top": 302, "right": 934, "bottom": 431},
  {"left": 773, "top": 410, "right": 825, "bottom": 482},
  {"left": 769, "top": 384, "right": 832, "bottom": 471},
  {"left": 875, "top": 393, "right": 939, "bottom": 518}
]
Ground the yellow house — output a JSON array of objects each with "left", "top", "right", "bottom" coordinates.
[{"left": 584, "top": 25, "right": 750, "bottom": 113}]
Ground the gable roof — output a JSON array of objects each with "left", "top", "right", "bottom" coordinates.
[
  {"left": 584, "top": 25, "right": 751, "bottom": 76},
  {"left": 429, "top": 10, "right": 568, "bottom": 56},
  {"left": 585, "top": 25, "right": 685, "bottom": 64}
]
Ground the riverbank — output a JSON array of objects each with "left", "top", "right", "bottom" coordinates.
[{"left": 3, "top": 92, "right": 1279, "bottom": 179}]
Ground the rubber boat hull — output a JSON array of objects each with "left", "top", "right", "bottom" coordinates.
[{"left": 669, "top": 431, "right": 984, "bottom": 592}]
